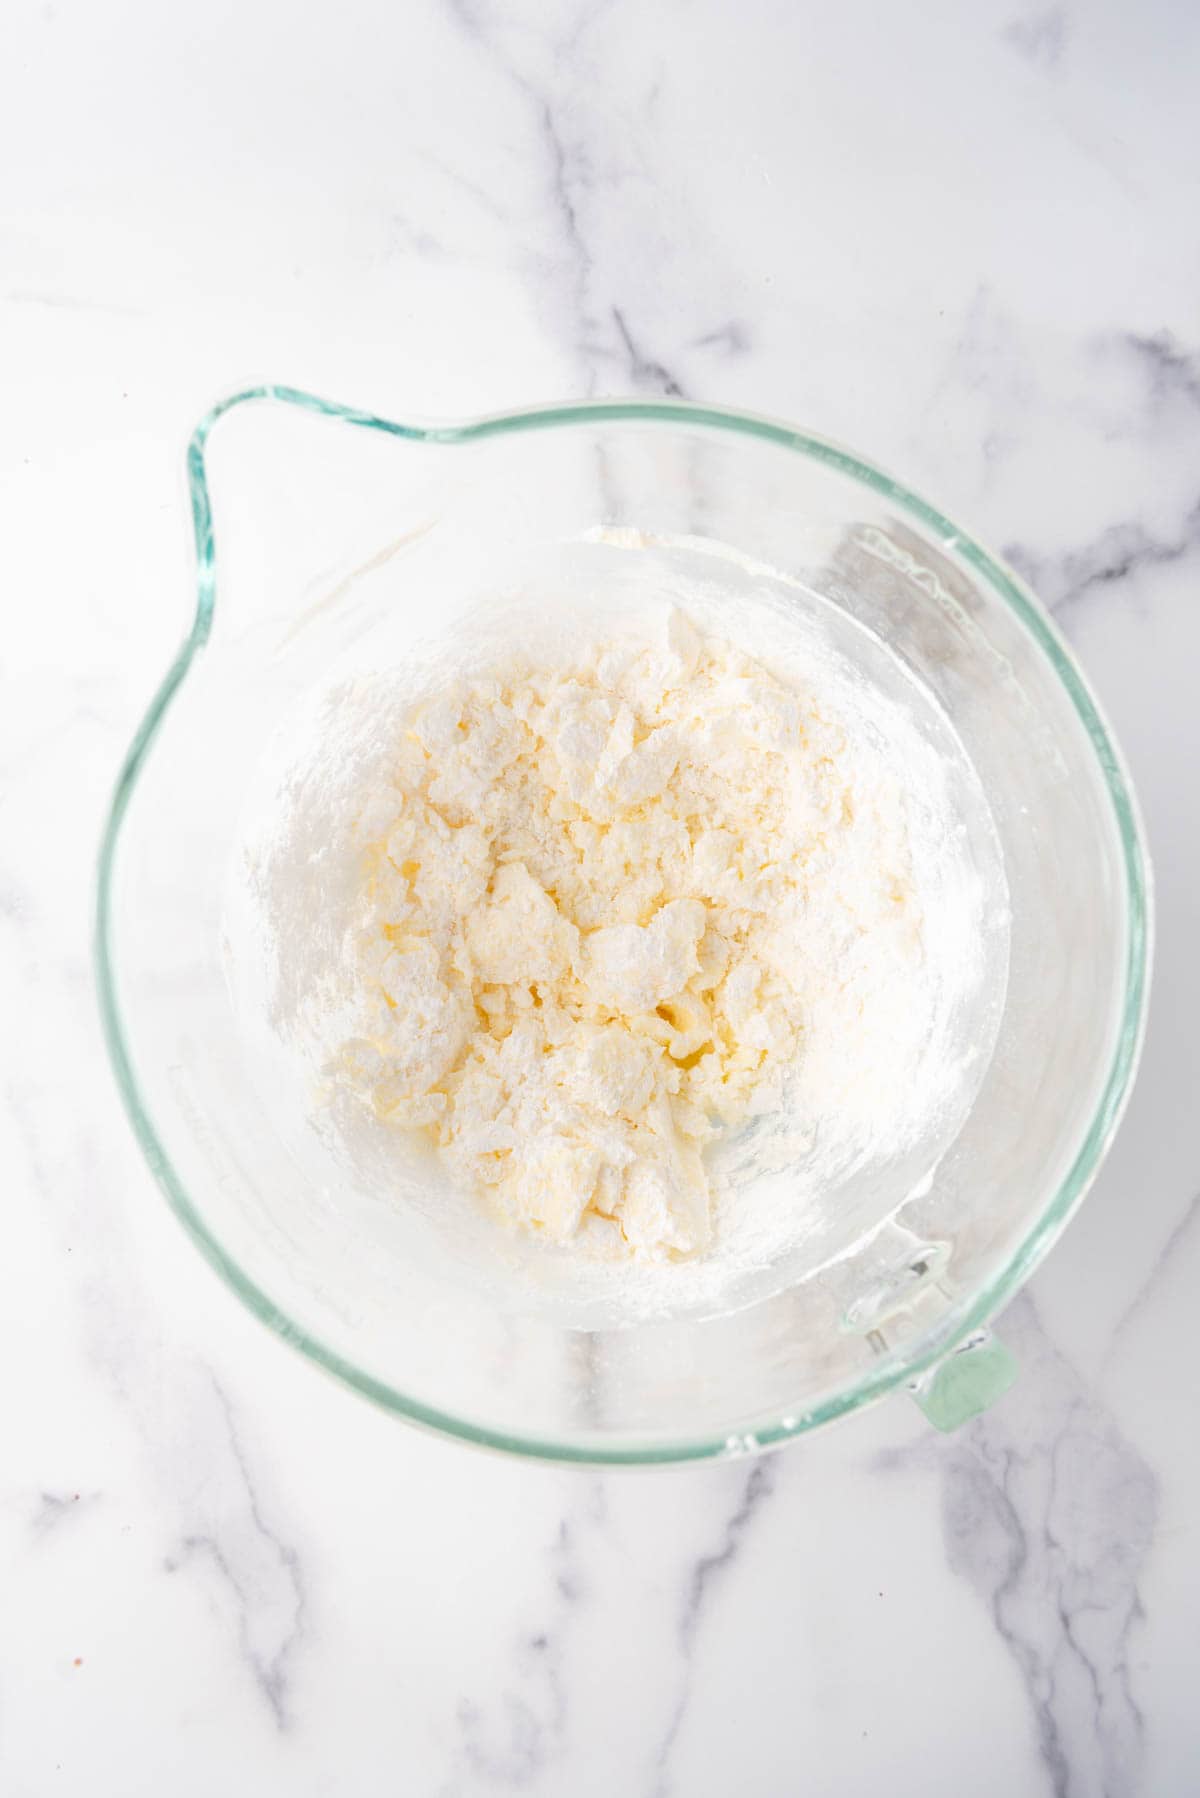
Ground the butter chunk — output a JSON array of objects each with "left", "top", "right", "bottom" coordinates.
[
  {"left": 582, "top": 899, "right": 706, "bottom": 1014},
  {"left": 465, "top": 862, "right": 576, "bottom": 986}
]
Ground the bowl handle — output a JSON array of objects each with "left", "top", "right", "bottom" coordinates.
[{"left": 906, "top": 1327, "right": 1017, "bottom": 1431}]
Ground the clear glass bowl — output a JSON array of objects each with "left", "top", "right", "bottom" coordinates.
[{"left": 96, "top": 388, "right": 1151, "bottom": 1463}]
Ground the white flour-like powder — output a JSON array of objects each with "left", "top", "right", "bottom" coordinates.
[
  {"left": 231, "top": 568, "right": 1008, "bottom": 1323},
  {"left": 321, "top": 608, "right": 973, "bottom": 1267}
]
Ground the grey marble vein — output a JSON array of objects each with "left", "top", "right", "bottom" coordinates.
[
  {"left": 1004, "top": 500, "right": 1200, "bottom": 620},
  {"left": 691, "top": 320, "right": 751, "bottom": 358},
  {"left": 1121, "top": 331, "right": 1200, "bottom": 414},
  {"left": 7, "top": 1065, "right": 308, "bottom": 1731},
  {"left": 885, "top": 1294, "right": 1158, "bottom": 1798},
  {"left": 652, "top": 1460, "right": 777, "bottom": 1798},
  {"left": 534, "top": 94, "right": 595, "bottom": 364},
  {"left": 1103, "top": 1185, "right": 1200, "bottom": 1369},
  {"left": 440, "top": 2, "right": 600, "bottom": 385},
  {"left": 28, "top": 1489, "right": 99, "bottom": 1539},
  {"left": 439, "top": 0, "right": 693, "bottom": 398},
  {"left": 447, "top": 1478, "right": 606, "bottom": 1790},
  {"left": 611, "top": 305, "right": 687, "bottom": 398},
  {"left": 1002, "top": 6, "right": 1069, "bottom": 74},
  {"left": 162, "top": 1370, "right": 307, "bottom": 1730}
]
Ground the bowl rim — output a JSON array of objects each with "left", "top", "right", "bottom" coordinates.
[{"left": 95, "top": 386, "right": 1153, "bottom": 1464}]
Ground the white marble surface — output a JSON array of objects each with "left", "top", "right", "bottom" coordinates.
[{"left": 3, "top": 0, "right": 1199, "bottom": 1791}]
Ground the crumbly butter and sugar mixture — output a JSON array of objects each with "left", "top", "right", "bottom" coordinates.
[{"left": 336, "top": 610, "right": 922, "bottom": 1262}]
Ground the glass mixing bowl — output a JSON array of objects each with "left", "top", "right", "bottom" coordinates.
[{"left": 96, "top": 389, "right": 1151, "bottom": 1462}]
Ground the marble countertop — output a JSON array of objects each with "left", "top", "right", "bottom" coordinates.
[{"left": 3, "top": 1, "right": 1198, "bottom": 1792}]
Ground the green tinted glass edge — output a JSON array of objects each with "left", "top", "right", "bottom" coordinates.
[{"left": 94, "top": 387, "right": 1152, "bottom": 1465}]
